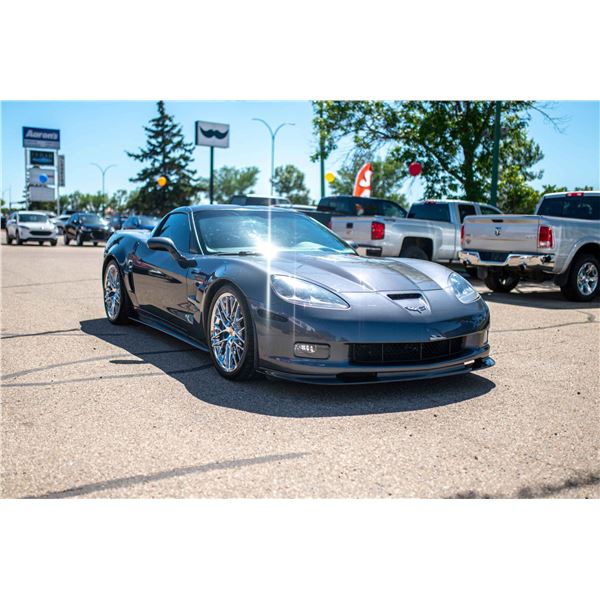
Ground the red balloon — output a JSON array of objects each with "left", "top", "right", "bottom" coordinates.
[{"left": 409, "top": 162, "right": 422, "bottom": 177}]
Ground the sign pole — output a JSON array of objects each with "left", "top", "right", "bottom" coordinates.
[
  {"left": 209, "top": 146, "right": 215, "bottom": 204},
  {"left": 490, "top": 101, "right": 502, "bottom": 207}
]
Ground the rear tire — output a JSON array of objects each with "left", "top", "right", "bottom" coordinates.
[
  {"left": 561, "top": 254, "right": 599, "bottom": 302},
  {"left": 103, "top": 259, "right": 132, "bottom": 324},
  {"left": 400, "top": 245, "right": 429, "bottom": 261},
  {"left": 483, "top": 270, "right": 519, "bottom": 293},
  {"left": 207, "top": 285, "right": 257, "bottom": 381}
]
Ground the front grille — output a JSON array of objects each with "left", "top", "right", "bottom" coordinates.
[
  {"left": 30, "top": 230, "right": 51, "bottom": 236},
  {"left": 90, "top": 231, "right": 108, "bottom": 239},
  {"left": 478, "top": 251, "right": 509, "bottom": 262},
  {"left": 350, "top": 337, "right": 465, "bottom": 365}
]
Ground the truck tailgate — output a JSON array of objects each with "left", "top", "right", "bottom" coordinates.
[{"left": 462, "top": 215, "right": 542, "bottom": 253}]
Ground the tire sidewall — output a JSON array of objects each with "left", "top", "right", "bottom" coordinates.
[
  {"left": 566, "top": 255, "right": 599, "bottom": 302},
  {"left": 207, "top": 284, "right": 255, "bottom": 380},
  {"left": 103, "top": 259, "right": 129, "bottom": 323}
]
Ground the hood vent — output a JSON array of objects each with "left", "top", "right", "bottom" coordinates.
[{"left": 387, "top": 293, "right": 422, "bottom": 301}]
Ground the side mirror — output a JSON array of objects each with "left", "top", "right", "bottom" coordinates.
[{"left": 147, "top": 236, "right": 196, "bottom": 268}]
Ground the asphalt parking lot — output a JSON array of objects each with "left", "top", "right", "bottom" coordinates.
[{"left": 1, "top": 241, "right": 599, "bottom": 498}]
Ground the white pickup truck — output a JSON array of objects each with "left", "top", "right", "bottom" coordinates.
[
  {"left": 322, "top": 198, "right": 501, "bottom": 263},
  {"left": 459, "top": 191, "right": 600, "bottom": 301}
]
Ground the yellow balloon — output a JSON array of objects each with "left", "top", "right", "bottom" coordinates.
[
  {"left": 325, "top": 172, "right": 335, "bottom": 183},
  {"left": 157, "top": 176, "right": 167, "bottom": 187}
]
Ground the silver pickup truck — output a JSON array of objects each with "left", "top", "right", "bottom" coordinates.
[
  {"left": 459, "top": 191, "right": 600, "bottom": 301},
  {"left": 331, "top": 199, "right": 501, "bottom": 263}
]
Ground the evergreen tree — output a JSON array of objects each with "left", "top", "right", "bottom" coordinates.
[{"left": 127, "top": 101, "right": 201, "bottom": 215}]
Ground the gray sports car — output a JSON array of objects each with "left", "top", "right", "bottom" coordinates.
[{"left": 102, "top": 205, "right": 494, "bottom": 384}]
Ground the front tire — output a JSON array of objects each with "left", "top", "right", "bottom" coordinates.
[
  {"left": 561, "top": 255, "right": 599, "bottom": 302},
  {"left": 484, "top": 270, "right": 519, "bottom": 293},
  {"left": 64, "top": 234, "right": 70, "bottom": 246},
  {"left": 16, "top": 231, "right": 23, "bottom": 245},
  {"left": 103, "top": 259, "right": 132, "bottom": 324},
  {"left": 5, "top": 230, "right": 13, "bottom": 245},
  {"left": 76, "top": 232, "right": 83, "bottom": 246},
  {"left": 207, "top": 285, "right": 257, "bottom": 381},
  {"left": 50, "top": 239, "right": 57, "bottom": 246}
]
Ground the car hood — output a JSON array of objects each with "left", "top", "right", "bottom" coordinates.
[{"left": 258, "top": 254, "right": 445, "bottom": 293}]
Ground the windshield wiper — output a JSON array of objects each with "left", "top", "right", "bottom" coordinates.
[{"left": 211, "top": 251, "right": 263, "bottom": 256}]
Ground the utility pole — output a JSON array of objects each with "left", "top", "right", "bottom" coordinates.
[
  {"left": 252, "top": 118, "right": 295, "bottom": 196},
  {"left": 319, "top": 103, "right": 325, "bottom": 198},
  {"left": 490, "top": 101, "right": 502, "bottom": 207}
]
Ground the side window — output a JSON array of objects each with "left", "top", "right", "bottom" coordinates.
[
  {"left": 335, "top": 198, "right": 354, "bottom": 215},
  {"left": 480, "top": 205, "right": 502, "bottom": 215},
  {"left": 457, "top": 204, "right": 477, "bottom": 222},
  {"left": 155, "top": 213, "right": 191, "bottom": 252}
]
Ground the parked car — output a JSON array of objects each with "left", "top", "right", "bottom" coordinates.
[
  {"left": 52, "top": 214, "right": 70, "bottom": 234},
  {"left": 108, "top": 214, "right": 127, "bottom": 231},
  {"left": 459, "top": 191, "right": 600, "bottom": 301},
  {"left": 101, "top": 205, "right": 493, "bottom": 383},
  {"left": 5, "top": 211, "right": 58, "bottom": 245},
  {"left": 64, "top": 212, "right": 113, "bottom": 246},
  {"left": 327, "top": 199, "right": 501, "bottom": 263},
  {"left": 122, "top": 214, "right": 160, "bottom": 231}
]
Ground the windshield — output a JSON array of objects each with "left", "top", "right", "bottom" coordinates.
[
  {"left": 19, "top": 213, "right": 49, "bottom": 223},
  {"left": 195, "top": 210, "right": 355, "bottom": 255},
  {"left": 79, "top": 214, "right": 105, "bottom": 225}
]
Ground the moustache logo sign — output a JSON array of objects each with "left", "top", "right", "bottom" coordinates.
[{"left": 195, "top": 121, "right": 230, "bottom": 148}]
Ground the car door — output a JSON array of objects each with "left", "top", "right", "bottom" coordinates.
[{"left": 132, "top": 212, "right": 196, "bottom": 333}]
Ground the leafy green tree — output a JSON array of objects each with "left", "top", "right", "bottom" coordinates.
[
  {"left": 59, "top": 190, "right": 107, "bottom": 213},
  {"left": 203, "top": 166, "right": 259, "bottom": 204},
  {"left": 272, "top": 164, "right": 311, "bottom": 204},
  {"left": 313, "top": 101, "right": 553, "bottom": 208},
  {"left": 127, "top": 101, "right": 201, "bottom": 215},
  {"left": 328, "top": 153, "right": 407, "bottom": 206}
]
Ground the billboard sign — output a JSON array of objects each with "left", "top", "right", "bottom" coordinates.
[
  {"left": 195, "top": 121, "right": 230, "bottom": 148},
  {"left": 29, "top": 167, "right": 55, "bottom": 186},
  {"left": 29, "top": 186, "right": 55, "bottom": 202},
  {"left": 29, "top": 150, "right": 55, "bottom": 166},
  {"left": 58, "top": 155, "right": 65, "bottom": 187},
  {"left": 23, "top": 126, "right": 61, "bottom": 149}
]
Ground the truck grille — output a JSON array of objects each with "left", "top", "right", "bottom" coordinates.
[
  {"left": 477, "top": 251, "right": 509, "bottom": 262},
  {"left": 350, "top": 337, "right": 465, "bottom": 365}
]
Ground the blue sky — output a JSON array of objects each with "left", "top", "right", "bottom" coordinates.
[{"left": 1, "top": 101, "right": 598, "bottom": 207}]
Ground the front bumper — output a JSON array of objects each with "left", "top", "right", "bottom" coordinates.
[
  {"left": 18, "top": 229, "right": 58, "bottom": 241},
  {"left": 459, "top": 250, "right": 555, "bottom": 271},
  {"left": 80, "top": 230, "right": 111, "bottom": 242},
  {"left": 261, "top": 349, "right": 495, "bottom": 385}
]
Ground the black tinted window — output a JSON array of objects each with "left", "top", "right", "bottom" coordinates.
[
  {"left": 458, "top": 204, "right": 477, "bottom": 222},
  {"left": 155, "top": 213, "right": 191, "bottom": 252},
  {"left": 408, "top": 203, "right": 451, "bottom": 222},
  {"left": 361, "top": 200, "right": 406, "bottom": 217},
  {"left": 538, "top": 195, "right": 600, "bottom": 220}
]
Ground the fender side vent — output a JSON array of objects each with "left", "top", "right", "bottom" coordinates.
[{"left": 387, "top": 293, "right": 422, "bottom": 300}]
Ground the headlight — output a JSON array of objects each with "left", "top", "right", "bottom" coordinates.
[
  {"left": 80, "top": 226, "right": 88, "bottom": 231},
  {"left": 271, "top": 275, "right": 349, "bottom": 310},
  {"left": 448, "top": 272, "right": 480, "bottom": 304}
]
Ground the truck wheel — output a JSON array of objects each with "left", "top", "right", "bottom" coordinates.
[
  {"left": 484, "top": 270, "right": 519, "bottom": 293},
  {"left": 561, "top": 254, "right": 599, "bottom": 302},
  {"left": 400, "top": 246, "right": 429, "bottom": 261}
]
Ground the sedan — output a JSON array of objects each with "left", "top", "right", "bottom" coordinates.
[{"left": 102, "top": 206, "right": 494, "bottom": 384}]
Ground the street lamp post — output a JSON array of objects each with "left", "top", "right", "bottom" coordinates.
[
  {"left": 252, "top": 119, "right": 295, "bottom": 196},
  {"left": 91, "top": 163, "right": 116, "bottom": 202}
]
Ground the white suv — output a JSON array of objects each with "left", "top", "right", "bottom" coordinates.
[{"left": 5, "top": 211, "right": 59, "bottom": 246}]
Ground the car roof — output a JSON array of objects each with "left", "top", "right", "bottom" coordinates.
[
  {"left": 16, "top": 210, "right": 48, "bottom": 215},
  {"left": 188, "top": 204, "right": 291, "bottom": 213},
  {"left": 543, "top": 190, "right": 600, "bottom": 198}
]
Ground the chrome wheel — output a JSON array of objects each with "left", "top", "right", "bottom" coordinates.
[
  {"left": 104, "top": 263, "right": 122, "bottom": 320},
  {"left": 577, "top": 261, "right": 598, "bottom": 297},
  {"left": 210, "top": 292, "right": 246, "bottom": 373}
]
